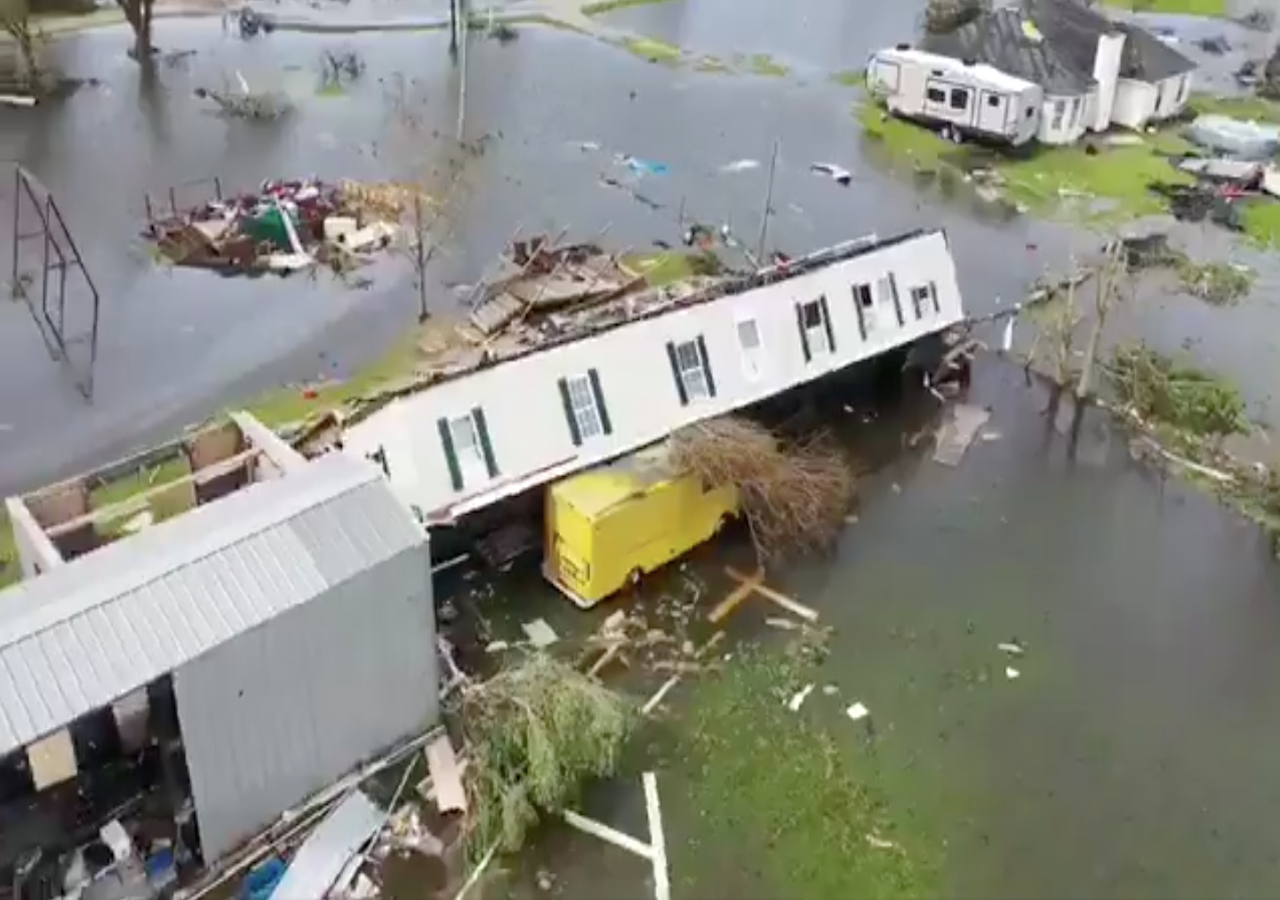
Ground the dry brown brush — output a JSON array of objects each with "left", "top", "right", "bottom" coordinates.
[{"left": 668, "top": 416, "right": 856, "bottom": 563}]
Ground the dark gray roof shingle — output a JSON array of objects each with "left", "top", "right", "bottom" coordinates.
[
  {"left": 922, "top": 0, "right": 1195, "bottom": 92},
  {"left": 921, "top": 6, "right": 1094, "bottom": 95}
]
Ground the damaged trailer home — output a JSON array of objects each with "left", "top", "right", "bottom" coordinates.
[
  {"left": 340, "top": 228, "right": 964, "bottom": 529},
  {"left": 0, "top": 419, "right": 438, "bottom": 897}
]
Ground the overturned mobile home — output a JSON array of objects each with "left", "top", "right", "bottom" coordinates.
[
  {"left": 340, "top": 228, "right": 964, "bottom": 525},
  {"left": 0, "top": 416, "right": 438, "bottom": 891}
]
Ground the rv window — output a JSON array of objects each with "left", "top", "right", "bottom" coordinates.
[
  {"left": 949, "top": 87, "right": 969, "bottom": 110},
  {"left": 926, "top": 87, "right": 946, "bottom": 104},
  {"left": 987, "top": 95, "right": 1001, "bottom": 108}
]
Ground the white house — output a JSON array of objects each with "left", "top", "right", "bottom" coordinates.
[
  {"left": 918, "top": 0, "right": 1196, "bottom": 143},
  {"left": 341, "top": 229, "right": 966, "bottom": 526}
]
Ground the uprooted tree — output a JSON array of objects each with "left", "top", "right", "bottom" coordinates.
[
  {"left": 668, "top": 416, "right": 856, "bottom": 564},
  {"left": 458, "top": 653, "right": 635, "bottom": 858}
]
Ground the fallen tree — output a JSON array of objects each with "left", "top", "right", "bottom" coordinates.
[
  {"left": 668, "top": 416, "right": 856, "bottom": 563},
  {"left": 458, "top": 653, "right": 635, "bottom": 858},
  {"left": 1106, "top": 344, "right": 1249, "bottom": 446}
]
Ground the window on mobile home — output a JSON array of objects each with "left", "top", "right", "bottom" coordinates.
[
  {"left": 565, "top": 373, "right": 605, "bottom": 441},
  {"left": 669, "top": 337, "right": 714, "bottom": 401},
  {"left": 926, "top": 87, "right": 946, "bottom": 103},
  {"left": 910, "top": 285, "right": 931, "bottom": 319},
  {"left": 735, "top": 317, "right": 764, "bottom": 380},
  {"left": 949, "top": 87, "right": 969, "bottom": 110},
  {"left": 437, "top": 408, "right": 499, "bottom": 490},
  {"left": 798, "top": 297, "right": 835, "bottom": 359}
]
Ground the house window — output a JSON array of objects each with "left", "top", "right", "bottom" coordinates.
[
  {"left": 558, "top": 369, "right": 612, "bottom": 446},
  {"left": 852, "top": 282, "right": 873, "bottom": 340},
  {"left": 1176, "top": 75, "right": 1188, "bottom": 104},
  {"left": 1051, "top": 99, "right": 1065, "bottom": 129},
  {"left": 666, "top": 337, "right": 716, "bottom": 405},
  {"left": 437, "top": 408, "right": 499, "bottom": 491},
  {"left": 1070, "top": 97, "right": 1082, "bottom": 126},
  {"left": 910, "top": 285, "right": 933, "bottom": 319},
  {"left": 735, "top": 317, "right": 764, "bottom": 380},
  {"left": 795, "top": 296, "right": 836, "bottom": 363},
  {"left": 926, "top": 86, "right": 946, "bottom": 104},
  {"left": 949, "top": 87, "right": 969, "bottom": 110}
]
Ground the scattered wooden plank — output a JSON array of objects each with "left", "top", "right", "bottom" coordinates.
[
  {"left": 425, "top": 734, "right": 467, "bottom": 815},
  {"left": 709, "top": 569, "right": 762, "bottom": 623},
  {"left": 726, "top": 566, "right": 818, "bottom": 622}
]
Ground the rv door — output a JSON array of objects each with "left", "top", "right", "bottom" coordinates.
[{"left": 978, "top": 90, "right": 1008, "bottom": 136}]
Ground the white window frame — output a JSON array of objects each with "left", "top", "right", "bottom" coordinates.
[
  {"left": 447, "top": 412, "right": 489, "bottom": 486},
  {"left": 1051, "top": 99, "right": 1065, "bottom": 130},
  {"left": 673, "top": 339, "right": 710, "bottom": 400},
  {"left": 800, "top": 299, "right": 832, "bottom": 356},
  {"left": 910, "top": 285, "right": 931, "bottom": 320},
  {"left": 565, "top": 373, "right": 604, "bottom": 441},
  {"left": 734, "top": 314, "right": 764, "bottom": 381}
]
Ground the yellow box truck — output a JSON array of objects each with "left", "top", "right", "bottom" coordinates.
[{"left": 543, "top": 445, "right": 739, "bottom": 608}]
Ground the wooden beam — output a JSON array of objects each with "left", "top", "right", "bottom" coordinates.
[
  {"left": 726, "top": 566, "right": 819, "bottom": 622},
  {"left": 709, "top": 568, "right": 762, "bottom": 623},
  {"left": 45, "top": 448, "right": 262, "bottom": 539}
]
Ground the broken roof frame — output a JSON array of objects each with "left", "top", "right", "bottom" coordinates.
[{"left": 347, "top": 229, "right": 928, "bottom": 422}]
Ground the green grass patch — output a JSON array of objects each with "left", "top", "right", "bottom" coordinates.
[
  {"left": 666, "top": 643, "right": 938, "bottom": 899},
  {"left": 742, "top": 53, "right": 788, "bottom": 78},
  {"left": 831, "top": 69, "right": 865, "bottom": 87},
  {"left": 581, "top": 0, "right": 682, "bottom": 14},
  {"left": 242, "top": 331, "right": 422, "bottom": 430},
  {"left": 1188, "top": 92, "right": 1280, "bottom": 123},
  {"left": 617, "top": 35, "right": 682, "bottom": 64},
  {"left": 856, "top": 98, "right": 1196, "bottom": 222},
  {"left": 1101, "top": 0, "right": 1225, "bottom": 15},
  {"left": 89, "top": 455, "right": 192, "bottom": 511},
  {"left": 0, "top": 513, "right": 18, "bottom": 591},
  {"left": 622, "top": 250, "right": 722, "bottom": 287}
]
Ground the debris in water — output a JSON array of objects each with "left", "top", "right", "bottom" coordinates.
[
  {"left": 765, "top": 617, "right": 802, "bottom": 631},
  {"left": 846, "top": 701, "right": 870, "bottom": 722},
  {"left": 617, "top": 154, "right": 669, "bottom": 176},
  {"left": 1005, "top": 666, "right": 1021, "bottom": 680},
  {"left": 866, "top": 833, "right": 899, "bottom": 850},
  {"left": 719, "top": 158, "right": 760, "bottom": 173},
  {"left": 809, "top": 162, "right": 852, "bottom": 185},
  {"left": 822, "top": 684, "right": 839, "bottom": 696},
  {"left": 932, "top": 404, "right": 992, "bottom": 466},
  {"left": 787, "top": 683, "right": 816, "bottom": 712},
  {"left": 522, "top": 618, "right": 559, "bottom": 648},
  {"left": 998, "top": 640, "right": 1026, "bottom": 656}
]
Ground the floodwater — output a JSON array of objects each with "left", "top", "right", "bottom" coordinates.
[
  {"left": 4, "top": 3, "right": 1280, "bottom": 895},
  {"left": 468, "top": 359, "right": 1280, "bottom": 900}
]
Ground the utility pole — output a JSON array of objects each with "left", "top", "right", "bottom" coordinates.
[
  {"left": 755, "top": 139, "right": 780, "bottom": 267},
  {"left": 413, "top": 193, "right": 429, "bottom": 322},
  {"left": 448, "top": 0, "right": 459, "bottom": 56},
  {"left": 456, "top": 0, "right": 468, "bottom": 140}
]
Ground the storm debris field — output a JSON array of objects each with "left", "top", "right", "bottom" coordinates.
[{"left": 141, "top": 177, "right": 418, "bottom": 277}]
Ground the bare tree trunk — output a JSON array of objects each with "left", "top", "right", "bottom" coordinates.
[
  {"left": 2, "top": 12, "right": 42, "bottom": 90},
  {"left": 1076, "top": 241, "right": 1125, "bottom": 401},
  {"left": 118, "top": 0, "right": 154, "bottom": 63}
]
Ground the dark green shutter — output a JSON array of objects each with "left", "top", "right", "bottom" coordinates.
[
  {"left": 588, "top": 369, "right": 612, "bottom": 434},
  {"left": 472, "top": 406, "right": 499, "bottom": 478},
  {"left": 437, "top": 417, "right": 463, "bottom": 491},
  {"left": 666, "top": 341, "right": 689, "bottom": 405},
  {"left": 852, "top": 286, "right": 868, "bottom": 342},
  {"left": 558, "top": 377, "right": 582, "bottom": 446},
  {"left": 929, "top": 281, "right": 941, "bottom": 313},
  {"left": 819, "top": 296, "right": 836, "bottom": 353},
  {"left": 695, "top": 335, "right": 716, "bottom": 397},
  {"left": 795, "top": 304, "right": 812, "bottom": 363},
  {"left": 888, "top": 274, "right": 905, "bottom": 326}
]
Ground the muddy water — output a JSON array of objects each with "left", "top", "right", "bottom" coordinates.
[{"left": 462, "top": 360, "right": 1280, "bottom": 900}]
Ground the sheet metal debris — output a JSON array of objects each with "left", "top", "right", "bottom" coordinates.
[{"left": 271, "top": 790, "right": 384, "bottom": 900}]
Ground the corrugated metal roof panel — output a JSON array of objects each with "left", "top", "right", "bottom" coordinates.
[{"left": 0, "top": 453, "right": 425, "bottom": 757}]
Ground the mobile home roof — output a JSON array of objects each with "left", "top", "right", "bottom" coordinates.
[{"left": 874, "top": 47, "right": 1038, "bottom": 93}]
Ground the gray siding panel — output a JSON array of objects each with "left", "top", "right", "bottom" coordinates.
[
  {"left": 0, "top": 453, "right": 431, "bottom": 759},
  {"left": 175, "top": 543, "right": 437, "bottom": 862}
]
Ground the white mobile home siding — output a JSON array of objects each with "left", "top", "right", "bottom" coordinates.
[{"left": 343, "top": 230, "right": 963, "bottom": 522}]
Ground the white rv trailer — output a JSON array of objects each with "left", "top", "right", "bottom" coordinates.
[{"left": 865, "top": 46, "right": 1043, "bottom": 147}]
